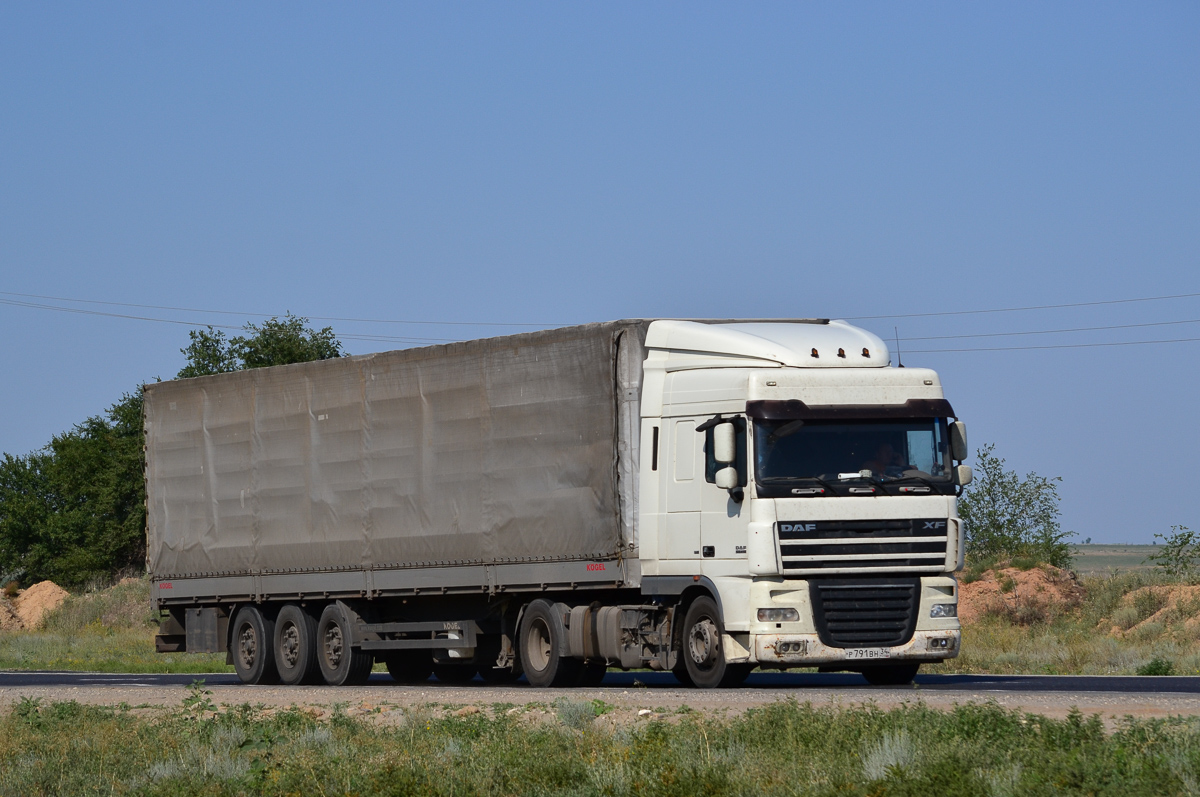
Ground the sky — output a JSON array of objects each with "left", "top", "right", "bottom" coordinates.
[{"left": 1, "top": 3, "right": 1197, "bottom": 543}]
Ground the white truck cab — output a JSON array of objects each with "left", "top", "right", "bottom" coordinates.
[{"left": 636, "top": 319, "right": 967, "bottom": 685}]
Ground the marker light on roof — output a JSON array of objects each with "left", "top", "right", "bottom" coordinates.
[
  {"left": 837, "top": 348, "right": 846, "bottom": 358},
  {"left": 862, "top": 348, "right": 870, "bottom": 357},
  {"left": 811, "top": 348, "right": 819, "bottom": 358}
]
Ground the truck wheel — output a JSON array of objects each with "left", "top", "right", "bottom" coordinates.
[
  {"left": 861, "top": 664, "right": 920, "bottom": 686},
  {"left": 575, "top": 659, "right": 608, "bottom": 687},
  {"left": 518, "top": 599, "right": 581, "bottom": 688},
  {"left": 679, "top": 596, "right": 746, "bottom": 689},
  {"left": 479, "top": 666, "right": 520, "bottom": 684},
  {"left": 274, "top": 604, "right": 320, "bottom": 685},
  {"left": 231, "top": 606, "right": 280, "bottom": 685},
  {"left": 316, "top": 604, "right": 373, "bottom": 686},
  {"left": 433, "top": 663, "right": 478, "bottom": 684},
  {"left": 384, "top": 651, "right": 433, "bottom": 684}
]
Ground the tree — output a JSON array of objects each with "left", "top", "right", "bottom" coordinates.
[
  {"left": 0, "top": 316, "right": 344, "bottom": 587},
  {"left": 177, "top": 314, "right": 343, "bottom": 378},
  {"left": 958, "top": 444, "right": 1074, "bottom": 569},
  {"left": 0, "top": 393, "right": 146, "bottom": 588},
  {"left": 176, "top": 328, "right": 238, "bottom": 378}
]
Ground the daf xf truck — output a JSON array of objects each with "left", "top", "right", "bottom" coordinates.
[{"left": 146, "top": 319, "right": 970, "bottom": 688}]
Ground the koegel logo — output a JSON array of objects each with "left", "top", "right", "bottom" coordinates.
[
  {"left": 158, "top": 582, "right": 173, "bottom": 589},
  {"left": 586, "top": 563, "right": 606, "bottom": 571},
  {"left": 779, "top": 523, "right": 817, "bottom": 532}
]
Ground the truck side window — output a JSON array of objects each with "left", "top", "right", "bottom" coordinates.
[
  {"left": 651, "top": 426, "right": 659, "bottom": 471},
  {"left": 704, "top": 417, "right": 747, "bottom": 486}
]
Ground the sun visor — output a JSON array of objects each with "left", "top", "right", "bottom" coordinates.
[{"left": 747, "top": 398, "right": 956, "bottom": 420}]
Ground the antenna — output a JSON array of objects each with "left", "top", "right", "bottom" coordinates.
[{"left": 894, "top": 326, "right": 904, "bottom": 367}]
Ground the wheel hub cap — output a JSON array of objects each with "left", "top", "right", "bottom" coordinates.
[
  {"left": 689, "top": 619, "right": 720, "bottom": 665},
  {"left": 280, "top": 624, "right": 300, "bottom": 667}
]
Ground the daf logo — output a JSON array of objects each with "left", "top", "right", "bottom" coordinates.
[
  {"left": 779, "top": 523, "right": 817, "bottom": 532},
  {"left": 923, "top": 521, "right": 947, "bottom": 530}
]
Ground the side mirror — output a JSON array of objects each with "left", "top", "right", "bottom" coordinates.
[
  {"left": 715, "top": 467, "right": 739, "bottom": 490},
  {"left": 954, "top": 464, "right": 973, "bottom": 487},
  {"left": 949, "top": 422, "right": 968, "bottom": 462},
  {"left": 713, "top": 422, "right": 736, "bottom": 464}
]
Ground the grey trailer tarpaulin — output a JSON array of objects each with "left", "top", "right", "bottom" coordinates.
[{"left": 144, "top": 321, "right": 649, "bottom": 580}]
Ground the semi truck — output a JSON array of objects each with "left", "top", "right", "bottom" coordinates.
[{"left": 146, "top": 319, "right": 970, "bottom": 688}]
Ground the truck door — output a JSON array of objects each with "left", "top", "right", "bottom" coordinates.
[
  {"left": 660, "top": 418, "right": 702, "bottom": 560},
  {"left": 700, "top": 417, "right": 747, "bottom": 559}
]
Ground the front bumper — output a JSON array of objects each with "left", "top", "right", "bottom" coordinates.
[{"left": 753, "top": 629, "right": 960, "bottom": 666}]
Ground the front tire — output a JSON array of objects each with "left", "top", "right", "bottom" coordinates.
[
  {"left": 679, "top": 596, "right": 749, "bottom": 689},
  {"left": 861, "top": 663, "right": 920, "bottom": 686},
  {"left": 231, "top": 606, "right": 280, "bottom": 685},
  {"left": 316, "top": 604, "right": 373, "bottom": 686},
  {"left": 518, "top": 599, "right": 581, "bottom": 687}
]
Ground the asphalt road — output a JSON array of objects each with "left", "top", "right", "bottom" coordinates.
[
  {"left": 3, "top": 669, "right": 1200, "bottom": 695},
  {"left": 6, "top": 670, "right": 1200, "bottom": 727}
]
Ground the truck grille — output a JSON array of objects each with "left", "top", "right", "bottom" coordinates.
[
  {"left": 777, "top": 519, "right": 948, "bottom": 575},
  {"left": 809, "top": 578, "right": 920, "bottom": 648}
]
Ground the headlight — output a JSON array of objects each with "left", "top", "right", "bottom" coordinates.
[
  {"left": 757, "top": 608, "right": 800, "bottom": 622},
  {"left": 929, "top": 603, "right": 957, "bottom": 618}
]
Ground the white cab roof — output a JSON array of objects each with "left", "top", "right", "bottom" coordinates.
[{"left": 645, "top": 319, "right": 890, "bottom": 368}]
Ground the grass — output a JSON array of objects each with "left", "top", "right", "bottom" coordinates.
[
  {"left": 5, "top": 689, "right": 1200, "bottom": 795},
  {"left": 0, "top": 578, "right": 229, "bottom": 673},
  {"left": 930, "top": 569, "right": 1200, "bottom": 676}
]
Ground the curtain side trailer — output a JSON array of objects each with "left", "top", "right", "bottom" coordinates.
[{"left": 146, "top": 319, "right": 968, "bottom": 687}]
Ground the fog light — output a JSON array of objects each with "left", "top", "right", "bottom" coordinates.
[
  {"left": 929, "top": 638, "right": 951, "bottom": 649},
  {"left": 758, "top": 608, "right": 800, "bottom": 622},
  {"left": 929, "top": 603, "right": 957, "bottom": 618}
]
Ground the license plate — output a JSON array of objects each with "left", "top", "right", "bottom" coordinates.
[{"left": 845, "top": 648, "right": 892, "bottom": 660}]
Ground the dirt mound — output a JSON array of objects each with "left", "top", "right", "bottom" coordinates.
[
  {"left": 959, "top": 565, "right": 1083, "bottom": 625},
  {"left": 1104, "top": 585, "right": 1200, "bottom": 637},
  {"left": 10, "top": 581, "right": 70, "bottom": 630}
]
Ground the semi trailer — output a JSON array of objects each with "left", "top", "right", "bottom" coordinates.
[{"left": 146, "top": 319, "right": 970, "bottom": 688}]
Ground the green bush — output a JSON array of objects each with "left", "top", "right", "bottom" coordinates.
[
  {"left": 1147, "top": 525, "right": 1200, "bottom": 582},
  {"left": 959, "top": 444, "right": 1074, "bottom": 569},
  {"left": 1137, "top": 657, "right": 1175, "bottom": 676}
]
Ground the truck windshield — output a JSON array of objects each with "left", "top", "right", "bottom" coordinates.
[{"left": 754, "top": 418, "right": 950, "bottom": 484}]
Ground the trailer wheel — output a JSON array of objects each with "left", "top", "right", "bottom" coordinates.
[
  {"left": 383, "top": 651, "right": 433, "bottom": 684},
  {"left": 679, "top": 596, "right": 748, "bottom": 689},
  {"left": 231, "top": 606, "right": 280, "bottom": 685},
  {"left": 861, "top": 663, "right": 920, "bottom": 686},
  {"left": 274, "top": 604, "right": 320, "bottom": 685},
  {"left": 518, "top": 599, "right": 580, "bottom": 688},
  {"left": 316, "top": 604, "right": 373, "bottom": 686}
]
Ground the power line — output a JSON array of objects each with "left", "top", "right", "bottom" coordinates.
[
  {"left": 845, "top": 290, "right": 1200, "bottom": 321},
  {"left": 899, "top": 317, "right": 1200, "bottom": 342},
  {"left": 0, "top": 298, "right": 457, "bottom": 344},
  {"left": 907, "top": 336, "right": 1200, "bottom": 353},
  {"left": 0, "top": 290, "right": 563, "bottom": 328}
]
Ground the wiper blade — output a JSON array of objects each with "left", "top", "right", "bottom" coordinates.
[
  {"left": 761, "top": 475, "right": 838, "bottom": 493},
  {"left": 889, "top": 473, "right": 941, "bottom": 486}
]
